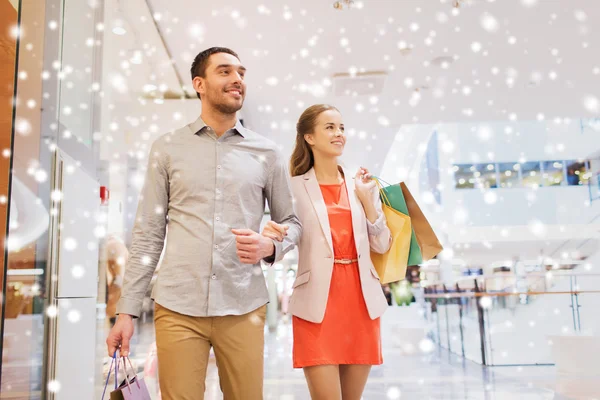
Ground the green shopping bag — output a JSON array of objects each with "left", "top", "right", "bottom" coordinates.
[{"left": 373, "top": 177, "right": 423, "bottom": 266}]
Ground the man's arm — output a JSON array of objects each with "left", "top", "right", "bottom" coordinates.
[
  {"left": 263, "top": 151, "right": 301, "bottom": 265},
  {"left": 116, "top": 141, "right": 169, "bottom": 317}
]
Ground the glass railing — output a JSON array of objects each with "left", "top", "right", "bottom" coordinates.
[
  {"left": 422, "top": 272, "right": 600, "bottom": 366},
  {"left": 588, "top": 171, "right": 600, "bottom": 202}
]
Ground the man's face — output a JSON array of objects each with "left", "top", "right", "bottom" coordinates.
[{"left": 195, "top": 52, "right": 247, "bottom": 115}]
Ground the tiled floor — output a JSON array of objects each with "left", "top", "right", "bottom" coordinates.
[{"left": 94, "top": 311, "right": 599, "bottom": 400}]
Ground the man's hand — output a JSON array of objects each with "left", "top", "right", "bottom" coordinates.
[
  {"left": 231, "top": 228, "right": 275, "bottom": 264},
  {"left": 261, "top": 221, "right": 289, "bottom": 242},
  {"left": 106, "top": 314, "right": 135, "bottom": 357}
]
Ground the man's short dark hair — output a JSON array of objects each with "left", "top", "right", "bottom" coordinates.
[{"left": 190, "top": 47, "right": 240, "bottom": 99}]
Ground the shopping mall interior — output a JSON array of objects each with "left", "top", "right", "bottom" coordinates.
[{"left": 1, "top": 0, "right": 600, "bottom": 398}]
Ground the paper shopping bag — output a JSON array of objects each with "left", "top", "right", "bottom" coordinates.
[
  {"left": 376, "top": 181, "right": 423, "bottom": 266},
  {"left": 400, "top": 182, "right": 443, "bottom": 261},
  {"left": 370, "top": 202, "right": 412, "bottom": 283},
  {"left": 110, "top": 375, "right": 151, "bottom": 400},
  {"left": 103, "top": 355, "right": 152, "bottom": 400}
]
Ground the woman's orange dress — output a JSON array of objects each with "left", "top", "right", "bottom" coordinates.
[{"left": 292, "top": 181, "right": 383, "bottom": 368}]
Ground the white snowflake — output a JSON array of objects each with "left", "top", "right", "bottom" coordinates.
[
  {"left": 386, "top": 387, "right": 401, "bottom": 399},
  {"left": 68, "top": 310, "right": 81, "bottom": 323},
  {"left": 583, "top": 95, "right": 599, "bottom": 113},
  {"left": 48, "top": 380, "right": 61, "bottom": 393},
  {"left": 47, "top": 305, "right": 59, "bottom": 318},
  {"left": 480, "top": 13, "right": 499, "bottom": 32},
  {"left": 480, "top": 297, "right": 493, "bottom": 309}
]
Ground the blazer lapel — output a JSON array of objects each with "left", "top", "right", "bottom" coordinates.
[{"left": 303, "top": 168, "right": 334, "bottom": 254}]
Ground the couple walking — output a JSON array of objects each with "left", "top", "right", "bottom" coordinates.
[{"left": 106, "top": 46, "right": 391, "bottom": 400}]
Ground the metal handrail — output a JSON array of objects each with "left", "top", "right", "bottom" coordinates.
[
  {"left": 422, "top": 272, "right": 600, "bottom": 294},
  {"left": 424, "top": 290, "right": 600, "bottom": 298},
  {"left": 422, "top": 273, "right": 598, "bottom": 366}
]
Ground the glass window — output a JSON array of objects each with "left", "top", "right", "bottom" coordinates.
[
  {"left": 1, "top": 0, "right": 46, "bottom": 396},
  {"left": 1, "top": 1, "right": 102, "bottom": 397},
  {"left": 475, "top": 163, "right": 498, "bottom": 189},
  {"left": 454, "top": 163, "right": 497, "bottom": 189},
  {"left": 453, "top": 164, "right": 476, "bottom": 189},
  {"left": 566, "top": 160, "right": 590, "bottom": 186},
  {"left": 521, "top": 162, "right": 542, "bottom": 189},
  {"left": 498, "top": 163, "right": 521, "bottom": 188},
  {"left": 542, "top": 161, "right": 565, "bottom": 186}
]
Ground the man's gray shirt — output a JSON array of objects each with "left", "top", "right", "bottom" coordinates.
[{"left": 116, "top": 117, "right": 301, "bottom": 317}]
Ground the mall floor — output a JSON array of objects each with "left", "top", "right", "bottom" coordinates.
[{"left": 94, "top": 310, "right": 596, "bottom": 400}]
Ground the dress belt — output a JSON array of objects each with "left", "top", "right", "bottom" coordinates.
[{"left": 334, "top": 258, "right": 358, "bottom": 264}]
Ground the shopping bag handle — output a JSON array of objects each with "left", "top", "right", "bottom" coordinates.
[
  {"left": 101, "top": 351, "right": 119, "bottom": 400},
  {"left": 101, "top": 352, "right": 140, "bottom": 398},
  {"left": 371, "top": 175, "right": 393, "bottom": 187},
  {"left": 122, "top": 356, "right": 141, "bottom": 391},
  {"left": 371, "top": 176, "right": 392, "bottom": 208}
]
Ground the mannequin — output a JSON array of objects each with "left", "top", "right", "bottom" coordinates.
[{"left": 105, "top": 235, "right": 128, "bottom": 325}]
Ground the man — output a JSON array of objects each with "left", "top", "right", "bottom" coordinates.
[{"left": 106, "top": 47, "right": 301, "bottom": 400}]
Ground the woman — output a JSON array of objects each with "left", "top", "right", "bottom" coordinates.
[{"left": 262, "top": 104, "right": 391, "bottom": 399}]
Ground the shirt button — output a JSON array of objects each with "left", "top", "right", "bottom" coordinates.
[
  {"left": 217, "top": 165, "right": 222, "bottom": 170},
  {"left": 216, "top": 217, "right": 220, "bottom": 221},
  {"left": 211, "top": 274, "right": 217, "bottom": 280},
  {"left": 214, "top": 244, "right": 219, "bottom": 249}
]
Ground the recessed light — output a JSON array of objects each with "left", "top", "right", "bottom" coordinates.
[
  {"left": 143, "top": 84, "right": 157, "bottom": 93},
  {"left": 112, "top": 27, "right": 127, "bottom": 35},
  {"left": 430, "top": 56, "right": 454, "bottom": 67}
]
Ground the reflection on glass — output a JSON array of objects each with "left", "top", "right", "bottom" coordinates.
[
  {"left": 58, "top": 0, "right": 96, "bottom": 148},
  {"left": 521, "top": 162, "right": 542, "bottom": 189},
  {"left": 0, "top": 0, "right": 48, "bottom": 397},
  {"left": 542, "top": 160, "right": 564, "bottom": 186},
  {"left": 498, "top": 163, "right": 521, "bottom": 188},
  {"left": 454, "top": 164, "right": 497, "bottom": 189},
  {"left": 476, "top": 163, "right": 497, "bottom": 189},
  {"left": 454, "top": 164, "right": 475, "bottom": 189},
  {"left": 566, "top": 160, "right": 590, "bottom": 186},
  {"left": 0, "top": 0, "right": 18, "bottom": 335},
  {"left": 456, "top": 160, "right": 593, "bottom": 190}
]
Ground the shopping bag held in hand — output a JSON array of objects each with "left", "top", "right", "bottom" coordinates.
[
  {"left": 374, "top": 178, "right": 443, "bottom": 263},
  {"left": 102, "top": 352, "right": 151, "bottom": 400},
  {"left": 399, "top": 182, "right": 443, "bottom": 260},
  {"left": 370, "top": 178, "right": 412, "bottom": 283},
  {"left": 373, "top": 178, "right": 423, "bottom": 266}
]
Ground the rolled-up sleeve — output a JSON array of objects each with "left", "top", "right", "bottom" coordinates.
[
  {"left": 367, "top": 187, "right": 392, "bottom": 254},
  {"left": 263, "top": 151, "right": 301, "bottom": 265},
  {"left": 116, "top": 140, "right": 169, "bottom": 317}
]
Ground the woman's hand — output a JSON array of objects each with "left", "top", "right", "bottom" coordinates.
[
  {"left": 260, "top": 221, "right": 289, "bottom": 242},
  {"left": 354, "top": 167, "right": 376, "bottom": 204},
  {"left": 355, "top": 167, "right": 379, "bottom": 224}
]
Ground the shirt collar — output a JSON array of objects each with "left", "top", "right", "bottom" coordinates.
[{"left": 189, "top": 117, "right": 246, "bottom": 138}]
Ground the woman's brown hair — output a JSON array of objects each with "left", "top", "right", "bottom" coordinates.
[{"left": 290, "top": 104, "right": 340, "bottom": 177}]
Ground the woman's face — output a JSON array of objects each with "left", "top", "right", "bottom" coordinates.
[{"left": 304, "top": 109, "right": 345, "bottom": 158}]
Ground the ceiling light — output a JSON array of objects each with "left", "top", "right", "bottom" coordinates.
[
  {"left": 130, "top": 51, "right": 143, "bottom": 65},
  {"left": 143, "top": 84, "right": 157, "bottom": 93},
  {"left": 430, "top": 56, "right": 454, "bottom": 67},
  {"left": 112, "top": 27, "right": 126, "bottom": 35},
  {"left": 112, "top": 19, "right": 127, "bottom": 35}
]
